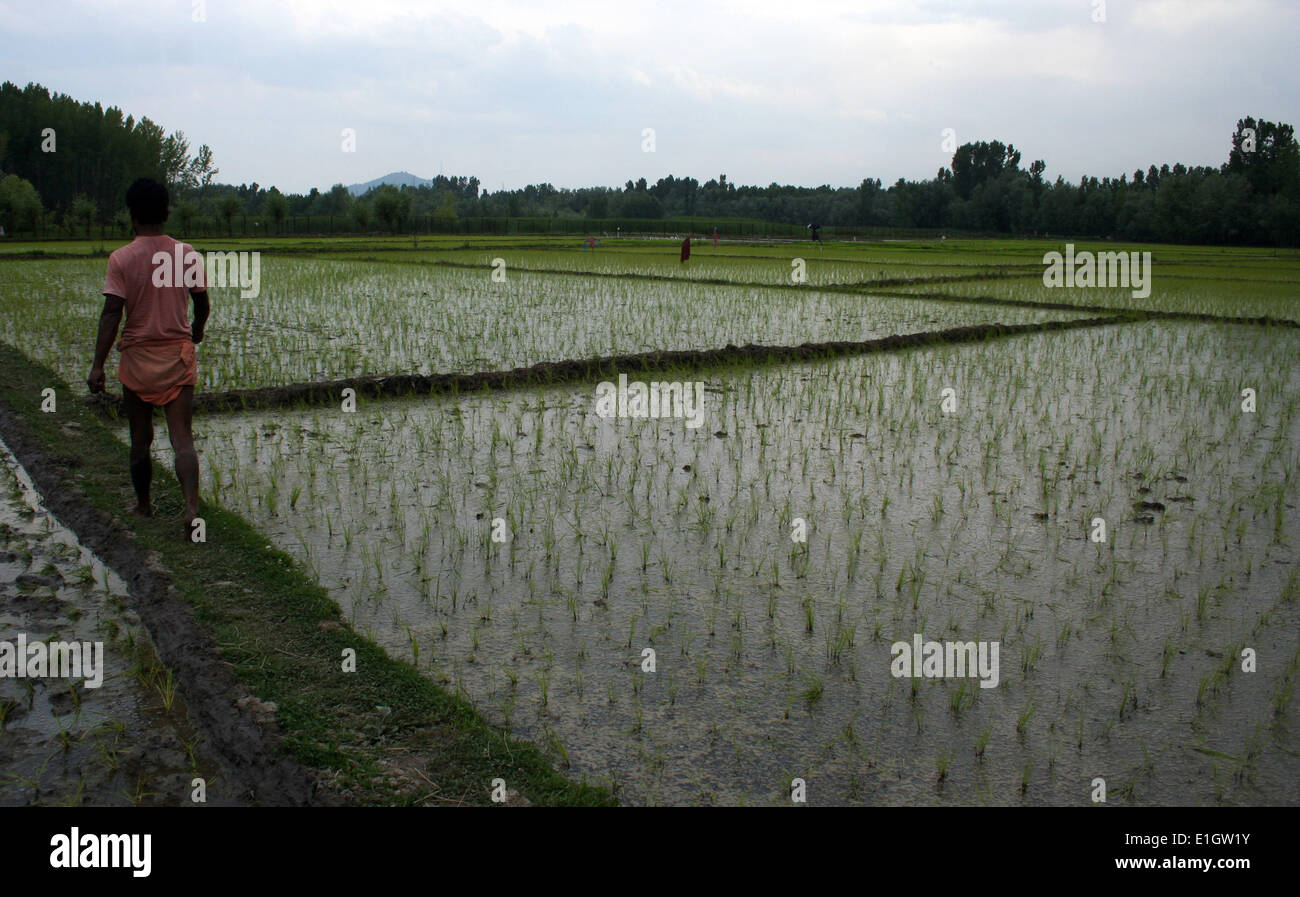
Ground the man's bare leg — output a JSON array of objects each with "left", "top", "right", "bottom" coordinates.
[
  {"left": 164, "top": 386, "right": 200, "bottom": 526},
  {"left": 122, "top": 386, "right": 155, "bottom": 516}
]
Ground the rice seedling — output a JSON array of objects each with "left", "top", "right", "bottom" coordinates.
[{"left": 936, "top": 749, "right": 952, "bottom": 782}]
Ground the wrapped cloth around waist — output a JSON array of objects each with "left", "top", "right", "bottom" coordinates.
[{"left": 118, "top": 338, "right": 197, "bottom": 406}]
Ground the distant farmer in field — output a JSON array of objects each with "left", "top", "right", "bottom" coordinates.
[
  {"left": 712, "top": 226, "right": 718, "bottom": 248},
  {"left": 807, "top": 222, "right": 821, "bottom": 242},
  {"left": 87, "top": 178, "right": 210, "bottom": 533},
  {"left": 680, "top": 236, "right": 691, "bottom": 263}
]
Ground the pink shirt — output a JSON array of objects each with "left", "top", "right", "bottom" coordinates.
[{"left": 103, "top": 235, "right": 206, "bottom": 349}]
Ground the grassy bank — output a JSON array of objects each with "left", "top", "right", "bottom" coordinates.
[{"left": 0, "top": 342, "right": 615, "bottom": 806}]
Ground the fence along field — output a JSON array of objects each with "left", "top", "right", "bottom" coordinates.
[{"left": 1, "top": 235, "right": 1297, "bottom": 804}]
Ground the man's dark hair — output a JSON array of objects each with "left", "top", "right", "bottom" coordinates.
[{"left": 125, "top": 178, "right": 169, "bottom": 226}]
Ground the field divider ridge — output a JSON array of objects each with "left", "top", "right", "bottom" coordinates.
[
  {"left": 83, "top": 314, "right": 1136, "bottom": 417},
  {"left": 870, "top": 287, "right": 1300, "bottom": 324}
]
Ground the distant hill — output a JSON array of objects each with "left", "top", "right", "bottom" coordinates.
[{"left": 346, "top": 171, "right": 432, "bottom": 196}]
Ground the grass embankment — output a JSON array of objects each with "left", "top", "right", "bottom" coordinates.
[{"left": 0, "top": 342, "right": 615, "bottom": 806}]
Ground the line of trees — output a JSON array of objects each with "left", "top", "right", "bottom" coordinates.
[
  {"left": 0, "top": 81, "right": 216, "bottom": 237},
  {"left": 2, "top": 79, "right": 1296, "bottom": 246},
  {"left": 888, "top": 123, "right": 1299, "bottom": 246}
]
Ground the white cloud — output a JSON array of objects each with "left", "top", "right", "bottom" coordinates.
[{"left": 1, "top": 0, "right": 1294, "bottom": 192}]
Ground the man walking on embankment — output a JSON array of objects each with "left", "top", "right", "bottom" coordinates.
[{"left": 87, "top": 178, "right": 210, "bottom": 532}]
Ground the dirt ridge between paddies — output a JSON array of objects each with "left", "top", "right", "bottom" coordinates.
[
  {"left": 330, "top": 254, "right": 1039, "bottom": 290},
  {"left": 872, "top": 288, "right": 1300, "bottom": 323},
  {"left": 87, "top": 315, "right": 1126, "bottom": 416},
  {"left": 0, "top": 342, "right": 615, "bottom": 806},
  {"left": 293, "top": 253, "right": 1300, "bottom": 319}
]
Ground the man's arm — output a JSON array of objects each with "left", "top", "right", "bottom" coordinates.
[
  {"left": 190, "top": 288, "right": 210, "bottom": 343},
  {"left": 87, "top": 294, "right": 125, "bottom": 393}
]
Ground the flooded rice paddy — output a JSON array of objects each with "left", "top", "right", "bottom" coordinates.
[
  {"left": 176, "top": 321, "right": 1300, "bottom": 805},
  {"left": 1, "top": 257, "right": 1093, "bottom": 393}
]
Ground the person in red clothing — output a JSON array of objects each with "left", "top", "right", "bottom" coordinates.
[
  {"left": 680, "top": 236, "right": 691, "bottom": 263},
  {"left": 87, "top": 178, "right": 210, "bottom": 530}
]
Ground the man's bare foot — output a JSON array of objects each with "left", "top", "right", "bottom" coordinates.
[
  {"left": 182, "top": 505, "right": 200, "bottom": 539},
  {"left": 129, "top": 502, "right": 155, "bottom": 517}
]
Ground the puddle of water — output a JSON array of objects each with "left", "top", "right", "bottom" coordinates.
[
  {"left": 184, "top": 322, "right": 1300, "bottom": 805},
  {"left": 0, "top": 435, "right": 231, "bottom": 806}
]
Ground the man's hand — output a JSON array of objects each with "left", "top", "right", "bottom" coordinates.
[
  {"left": 91, "top": 294, "right": 124, "bottom": 393},
  {"left": 190, "top": 290, "right": 210, "bottom": 346}
]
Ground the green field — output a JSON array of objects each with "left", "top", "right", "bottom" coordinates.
[{"left": 2, "top": 234, "right": 1297, "bottom": 805}]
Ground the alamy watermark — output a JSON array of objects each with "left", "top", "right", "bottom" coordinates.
[
  {"left": 0, "top": 633, "right": 104, "bottom": 688},
  {"left": 50, "top": 828, "right": 150, "bottom": 877},
  {"left": 890, "top": 633, "right": 999, "bottom": 689},
  {"left": 1042, "top": 243, "right": 1151, "bottom": 299},
  {"left": 595, "top": 373, "right": 705, "bottom": 428},
  {"left": 151, "top": 246, "right": 261, "bottom": 298}
]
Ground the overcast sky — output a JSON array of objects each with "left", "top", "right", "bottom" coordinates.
[{"left": 3, "top": 0, "right": 1297, "bottom": 194}]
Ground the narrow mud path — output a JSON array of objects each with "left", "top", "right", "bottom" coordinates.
[
  {"left": 0, "top": 402, "right": 324, "bottom": 805},
  {"left": 0, "top": 436, "right": 236, "bottom": 805}
]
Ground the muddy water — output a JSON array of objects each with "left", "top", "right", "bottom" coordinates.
[
  {"left": 0, "top": 437, "right": 229, "bottom": 806},
  {"left": 186, "top": 321, "right": 1300, "bottom": 805}
]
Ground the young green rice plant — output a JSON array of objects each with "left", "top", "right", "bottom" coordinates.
[
  {"left": 1021, "top": 636, "right": 1045, "bottom": 674},
  {"left": 936, "top": 748, "right": 952, "bottom": 782},
  {"left": 846, "top": 542, "right": 860, "bottom": 581},
  {"left": 950, "top": 680, "right": 972, "bottom": 716},
  {"left": 792, "top": 545, "right": 810, "bottom": 580},
  {"left": 929, "top": 493, "right": 944, "bottom": 523},
  {"left": 801, "top": 675, "right": 825, "bottom": 708},
  {"left": 535, "top": 668, "right": 550, "bottom": 708},
  {"left": 1017, "top": 701, "right": 1036, "bottom": 737},
  {"left": 825, "top": 623, "right": 855, "bottom": 665},
  {"left": 1196, "top": 673, "right": 1214, "bottom": 707},
  {"left": 406, "top": 627, "right": 419, "bottom": 667},
  {"left": 1056, "top": 621, "right": 1072, "bottom": 649},
  {"left": 1119, "top": 677, "right": 1136, "bottom": 718},
  {"left": 0, "top": 751, "right": 53, "bottom": 800}
]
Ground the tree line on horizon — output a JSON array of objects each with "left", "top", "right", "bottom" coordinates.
[{"left": 1, "top": 81, "right": 1297, "bottom": 246}]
